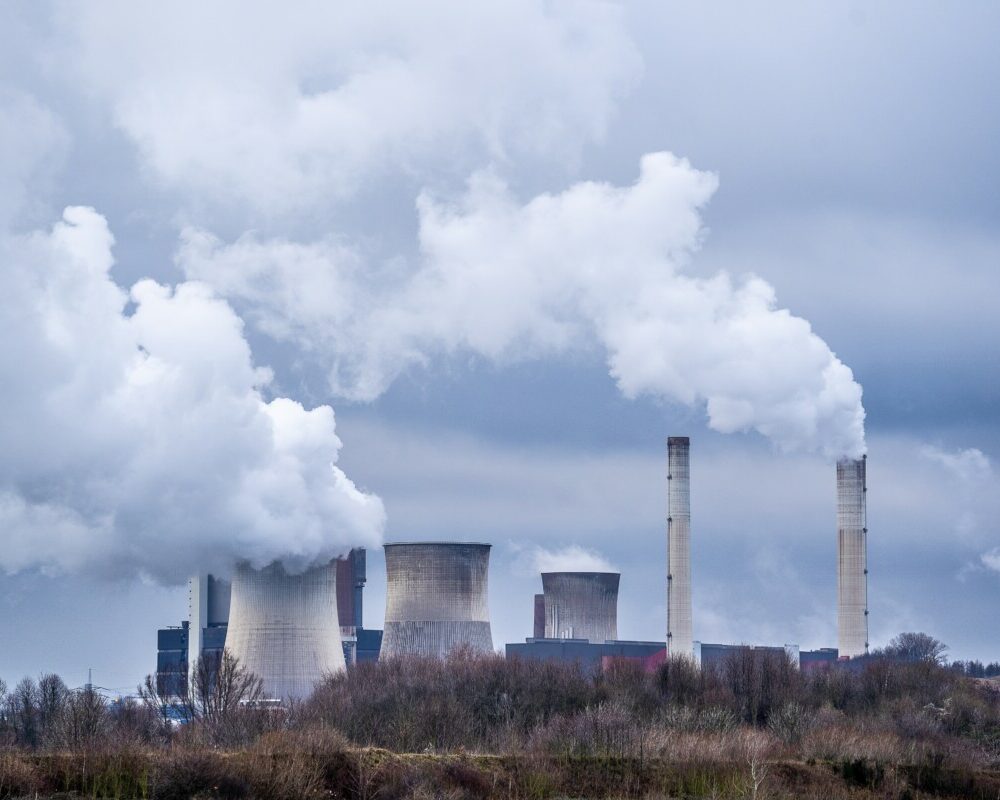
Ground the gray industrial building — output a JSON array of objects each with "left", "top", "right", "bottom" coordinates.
[
  {"left": 156, "top": 548, "right": 375, "bottom": 697},
  {"left": 506, "top": 638, "right": 665, "bottom": 672},
  {"left": 541, "top": 572, "right": 619, "bottom": 642},
  {"left": 380, "top": 542, "right": 493, "bottom": 658}
]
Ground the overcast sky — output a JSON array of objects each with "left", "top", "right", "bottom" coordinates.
[{"left": 2, "top": 1, "right": 999, "bottom": 694}]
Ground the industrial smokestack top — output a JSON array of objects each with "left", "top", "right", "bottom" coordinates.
[
  {"left": 667, "top": 436, "right": 693, "bottom": 659},
  {"left": 225, "top": 560, "right": 346, "bottom": 701},
  {"left": 837, "top": 456, "right": 868, "bottom": 658},
  {"left": 381, "top": 542, "right": 493, "bottom": 659},
  {"left": 541, "top": 571, "right": 620, "bottom": 642}
]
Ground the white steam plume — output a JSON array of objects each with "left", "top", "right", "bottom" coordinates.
[
  {"left": 182, "top": 153, "right": 866, "bottom": 458},
  {"left": 58, "top": 2, "right": 638, "bottom": 214},
  {"left": 0, "top": 207, "right": 385, "bottom": 583},
  {"left": 514, "top": 545, "right": 618, "bottom": 575}
]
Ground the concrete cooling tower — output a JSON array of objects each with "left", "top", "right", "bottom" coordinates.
[
  {"left": 380, "top": 542, "right": 493, "bottom": 658},
  {"left": 837, "top": 456, "right": 868, "bottom": 658},
  {"left": 225, "top": 560, "right": 346, "bottom": 700},
  {"left": 542, "top": 572, "right": 619, "bottom": 642},
  {"left": 667, "top": 436, "right": 693, "bottom": 658}
]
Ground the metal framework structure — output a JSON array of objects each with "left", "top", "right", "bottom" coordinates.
[
  {"left": 380, "top": 542, "right": 493, "bottom": 658},
  {"left": 225, "top": 560, "right": 346, "bottom": 700},
  {"left": 667, "top": 436, "right": 693, "bottom": 658},
  {"left": 541, "top": 572, "right": 620, "bottom": 642},
  {"left": 837, "top": 456, "right": 868, "bottom": 658}
]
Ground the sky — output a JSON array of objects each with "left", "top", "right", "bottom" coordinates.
[{"left": 1, "top": 1, "right": 999, "bottom": 694}]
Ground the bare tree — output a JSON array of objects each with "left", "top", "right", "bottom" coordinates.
[
  {"left": 880, "top": 632, "right": 948, "bottom": 664},
  {"left": 53, "top": 686, "right": 107, "bottom": 749}
]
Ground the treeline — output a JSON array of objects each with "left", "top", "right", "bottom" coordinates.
[{"left": 3, "top": 634, "right": 1000, "bottom": 798}]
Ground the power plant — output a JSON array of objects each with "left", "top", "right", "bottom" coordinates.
[
  {"left": 155, "top": 434, "right": 871, "bottom": 697},
  {"left": 666, "top": 436, "right": 693, "bottom": 658},
  {"left": 541, "top": 572, "right": 619, "bottom": 642},
  {"left": 380, "top": 542, "right": 494, "bottom": 658},
  {"left": 225, "top": 560, "right": 346, "bottom": 700},
  {"left": 837, "top": 456, "right": 869, "bottom": 658}
]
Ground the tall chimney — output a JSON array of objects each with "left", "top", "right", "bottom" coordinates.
[
  {"left": 667, "top": 436, "right": 693, "bottom": 658},
  {"left": 837, "top": 456, "right": 868, "bottom": 658}
]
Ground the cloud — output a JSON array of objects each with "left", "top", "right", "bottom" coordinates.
[
  {"left": 0, "top": 89, "right": 68, "bottom": 226},
  {"left": 56, "top": 1, "right": 639, "bottom": 215},
  {"left": 920, "top": 445, "right": 993, "bottom": 485},
  {"left": 183, "top": 153, "right": 866, "bottom": 458},
  {"left": 0, "top": 207, "right": 384, "bottom": 583}
]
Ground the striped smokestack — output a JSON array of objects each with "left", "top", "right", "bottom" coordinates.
[
  {"left": 837, "top": 456, "right": 868, "bottom": 658},
  {"left": 667, "top": 436, "right": 693, "bottom": 658}
]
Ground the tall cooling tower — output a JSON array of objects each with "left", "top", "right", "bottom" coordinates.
[
  {"left": 667, "top": 436, "right": 693, "bottom": 658},
  {"left": 837, "top": 456, "right": 868, "bottom": 658},
  {"left": 225, "top": 560, "right": 345, "bottom": 700},
  {"left": 381, "top": 542, "right": 493, "bottom": 658},
  {"left": 542, "top": 572, "right": 619, "bottom": 642}
]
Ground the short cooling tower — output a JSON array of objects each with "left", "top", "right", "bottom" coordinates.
[
  {"left": 667, "top": 436, "right": 693, "bottom": 658},
  {"left": 380, "top": 542, "right": 493, "bottom": 658},
  {"left": 542, "top": 572, "right": 619, "bottom": 642},
  {"left": 225, "top": 560, "right": 345, "bottom": 700},
  {"left": 837, "top": 456, "right": 868, "bottom": 658}
]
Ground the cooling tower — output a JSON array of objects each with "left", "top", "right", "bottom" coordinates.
[
  {"left": 837, "top": 456, "right": 868, "bottom": 658},
  {"left": 225, "top": 560, "right": 345, "bottom": 700},
  {"left": 667, "top": 436, "right": 693, "bottom": 658},
  {"left": 542, "top": 572, "right": 619, "bottom": 642},
  {"left": 381, "top": 542, "right": 493, "bottom": 658}
]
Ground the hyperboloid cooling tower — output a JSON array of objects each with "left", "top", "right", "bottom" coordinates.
[
  {"left": 667, "top": 436, "right": 693, "bottom": 658},
  {"left": 837, "top": 456, "right": 868, "bottom": 658},
  {"left": 380, "top": 542, "right": 493, "bottom": 658},
  {"left": 225, "top": 560, "right": 346, "bottom": 700},
  {"left": 542, "top": 572, "right": 619, "bottom": 642}
]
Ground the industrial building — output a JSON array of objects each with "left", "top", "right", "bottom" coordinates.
[
  {"left": 155, "top": 433, "right": 863, "bottom": 696},
  {"left": 380, "top": 542, "right": 493, "bottom": 658},
  {"left": 694, "top": 642, "right": 799, "bottom": 669},
  {"left": 506, "top": 638, "right": 666, "bottom": 673},
  {"left": 225, "top": 560, "right": 345, "bottom": 700},
  {"left": 541, "top": 571, "right": 619, "bottom": 642},
  {"left": 156, "top": 548, "right": 376, "bottom": 697}
]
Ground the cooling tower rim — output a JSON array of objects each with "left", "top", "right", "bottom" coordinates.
[
  {"left": 540, "top": 571, "right": 620, "bottom": 578},
  {"left": 384, "top": 541, "right": 492, "bottom": 548},
  {"left": 667, "top": 436, "right": 690, "bottom": 445}
]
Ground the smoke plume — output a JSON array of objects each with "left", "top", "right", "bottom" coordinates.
[
  {"left": 182, "top": 153, "right": 866, "bottom": 458},
  {"left": 0, "top": 207, "right": 385, "bottom": 583}
]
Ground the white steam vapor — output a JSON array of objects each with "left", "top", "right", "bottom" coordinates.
[
  {"left": 516, "top": 545, "right": 618, "bottom": 575},
  {"left": 58, "top": 2, "right": 638, "bottom": 213},
  {"left": 0, "top": 207, "right": 385, "bottom": 583},
  {"left": 182, "top": 153, "right": 866, "bottom": 458}
]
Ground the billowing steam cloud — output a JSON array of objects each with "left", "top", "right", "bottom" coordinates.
[
  {"left": 0, "top": 207, "right": 385, "bottom": 583},
  {"left": 182, "top": 153, "right": 866, "bottom": 458}
]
